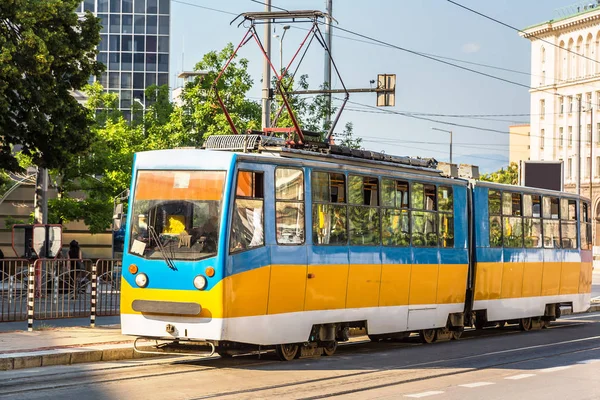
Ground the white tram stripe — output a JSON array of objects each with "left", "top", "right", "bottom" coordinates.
[
  {"left": 539, "top": 366, "right": 572, "bottom": 373},
  {"left": 505, "top": 373, "right": 536, "bottom": 380},
  {"left": 404, "top": 391, "right": 445, "bottom": 398},
  {"left": 458, "top": 382, "right": 495, "bottom": 388}
]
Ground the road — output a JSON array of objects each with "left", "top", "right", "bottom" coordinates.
[{"left": 1, "top": 313, "right": 599, "bottom": 400}]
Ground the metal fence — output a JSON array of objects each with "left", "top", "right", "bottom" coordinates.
[{"left": 0, "top": 258, "right": 121, "bottom": 325}]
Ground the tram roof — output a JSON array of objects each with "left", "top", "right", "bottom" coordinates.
[{"left": 475, "top": 180, "right": 590, "bottom": 202}]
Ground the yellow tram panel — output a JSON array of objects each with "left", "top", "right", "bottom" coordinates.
[
  {"left": 346, "top": 264, "right": 382, "bottom": 309},
  {"left": 304, "top": 264, "right": 349, "bottom": 311},
  {"left": 500, "top": 261, "right": 524, "bottom": 299},
  {"left": 436, "top": 264, "right": 468, "bottom": 304},
  {"left": 409, "top": 264, "right": 439, "bottom": 305},
  {"left": 378, "top": 264, "right": 411, "bottom": 307},
  {"left": 474, "top": 262, "right": 503, "bottom": 300},
  {"left": 521, "top": 262, "right": 543, "bottom": 298},
  {"left": 559, "top": 262, "right": 581, "bottom": 295},
  {"left": 267, "top": 265, "right": 307, "bottom": 315},
  {"left": 541, "top": 262, "right": 562, "bottom": 296}
]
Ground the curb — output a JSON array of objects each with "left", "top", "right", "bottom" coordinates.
[{"left": 0, "top": 343, "right": 159, "bottom": 371}]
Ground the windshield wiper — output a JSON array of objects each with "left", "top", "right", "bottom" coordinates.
[{"left": 148, "top": 226, "right": 177, "bottom": 270}]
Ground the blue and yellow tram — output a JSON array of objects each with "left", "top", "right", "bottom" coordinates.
[{"left": 120, "top": 140, "right": 593, "bottom": 360}]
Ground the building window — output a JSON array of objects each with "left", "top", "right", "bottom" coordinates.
[
  {"left": 588, "top": 124, "right": 592, "bottom": 144},
  {"left": 568, "top": 158, "right": 573, "bottom": 179},
  {"left": 586, "top": 157, "right": 591, "bottom": 178},
  {"left": 597, "top": 122, "right": 600, "bottom": 144},
  {"left": 540, "top": 99, "right": 545, "bottom": 118},
  {"left": 540, "top": 129, "right": 545, "bottom": 149},
  {"left": 569, "top": 126, "right": 573, "bottom": 146},
  {"left": 569, "top": 96, "right": 574, "bottom": 113},
  {"left": 559, "top": 127, "right": 564, "bottom": 148},
  {"left": 596, "top": 156, "right": 600, "bottom": 177},
  {"left": 559, "top": 97, "right": 564, "bottom": 114}
]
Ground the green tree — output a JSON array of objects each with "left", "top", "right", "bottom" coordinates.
[
  {"left": 0, "top": 0, "right": 103, "bottom": 172},
  {"left": 177, "top": 43, "right": 261, "bottom": 144},
  {"left": 480, "top": 162, "right": 519, "bottom": 185},
  {"left": 336, "top": 122, "right": 362, "bottom": 149}
]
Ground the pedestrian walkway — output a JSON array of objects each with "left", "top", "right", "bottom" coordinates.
[{"left": 0, "top": 324, "right": 151, "bottom": 371}]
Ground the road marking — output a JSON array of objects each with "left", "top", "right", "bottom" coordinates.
[
  {"left": 561, "top": 312, "right": 600, "bottom": 320},
  {"left": 404, "top": 391, "right": 445, "bottom": 398},
  {"left": 539, "top": 366, "right": 572, "bottom": 373},
  {"left": 505, "top": 373, "right": 536, "bottom": 380},
  {"left": 458, "top": 382, "right": 495, "bottom": 388},
  {"left": 578, "top": 359, "right": 600, "bottom": 364}
]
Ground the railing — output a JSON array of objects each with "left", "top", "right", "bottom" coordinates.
[{"left": 0, "top": 258, "right": 121, "bottom": 327}]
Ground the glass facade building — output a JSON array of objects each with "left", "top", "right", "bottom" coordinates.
[{"left": 77, "top": 0, "right": 170, "bottom": 120}]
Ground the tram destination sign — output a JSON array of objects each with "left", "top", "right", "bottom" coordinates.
[{"left": 521, "top": 161, "right": 563, "bottom": 191}]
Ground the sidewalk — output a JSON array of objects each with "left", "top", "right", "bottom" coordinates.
[{"left": 0, "top": 324, "right": 152, "bottom": 371}]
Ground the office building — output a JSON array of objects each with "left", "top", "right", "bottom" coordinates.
[{"left": 77, "top": 0, "right": 171, "bottom": 120}]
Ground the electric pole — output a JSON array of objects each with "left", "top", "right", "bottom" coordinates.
[
  {"left": 577, "top": 96, "right": 582, "bottom": 195},
  {"left": 261, "top": 0, "right": 272, "bottom": 130},
  {"left": 324, "top": 0, "right": 333, "bottom": 129}
]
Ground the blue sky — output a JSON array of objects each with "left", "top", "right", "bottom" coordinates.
[{"left": 169, "top": 0, "right": 574, "bottom": 172}]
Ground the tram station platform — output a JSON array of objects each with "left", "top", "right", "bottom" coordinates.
[{"left": 1, "top": 303, "right": 600, "bottom": 371}]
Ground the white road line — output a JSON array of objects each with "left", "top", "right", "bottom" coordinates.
[
  {"left": 578, "top": 359, "right": 600, "bottom": 364},
  {"left": 458, "top": 382, "right": 495, "bottom": 388},
  {"left": 505, "top": 373, "right": 536, "bottom": 380},
  {"left": 539, "top": 366, "right": 572, "bottom": 373},
  {"left": 404, "top": 391, "right": 445, "bottom": 398},
  {"left": 561, "top": 312, "right": 600, "bottom": 320}
]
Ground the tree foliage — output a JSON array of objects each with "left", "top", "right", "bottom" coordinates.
[
  {"left": 0, "top": 0, "right": 103, "bottom": 172},
  {"left": 479, "top": 162, "right": 519, "bottom": 185}
]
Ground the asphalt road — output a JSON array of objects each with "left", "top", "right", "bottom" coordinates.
[{"left": 2, "top": 313, "right": 599, "bottom": 400}]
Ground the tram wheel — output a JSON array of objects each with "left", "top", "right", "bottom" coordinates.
[
  {"left": 519, "top": 318, "right": 533, "bottom": 332},
  {"left": 497, "top": 321, "right": 506, "bottom": 329},
  {"left": 275, "top": 344, "right": 299, "bottom": 361},
  {"left": 322, "top": 341, "right": 337, "bottom": 356},
  {"left": 420, "top": 329, "right": 437, "bottom": 344},
  {"left": 451, "top": 329, "right": 463, "bottom": 340},
  {"left": 219, "top": 351, "right": 234, "bottom": 358}
]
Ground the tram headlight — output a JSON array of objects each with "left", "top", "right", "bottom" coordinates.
[
  {"left": 135, "top": 273, "right": 148, "bottom": 288},
  {"left": 193, "top": 275, "right": 207, "bottom": 290}
]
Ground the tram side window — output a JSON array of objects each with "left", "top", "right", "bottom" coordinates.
[
  {"left": 543, "top": 196, "right": 560, "bottom": 248},
  {"left": 412, "top": 182, "right": 437, "bottom": 247},
  {"left": 381, "top": 179, "right": 410, "bottom": 247},
  {"left": 523, "top": 194, "right": 542, "bottom": 248},
  {"left": 489, "top": 190, "right": 502, "bottom": 247},
  {"left": 348, "top": 175, "right": 380, "bottom": 245},
  {"left": 561, "top": 199, "right": 577, "bottom": 249},
  {"left": 312, "top": 171, "right": 347, "bottom": 245},
  {"left": 503, "top": 192, "right": 523, "bottom": 247},
  {"left": 581, "top": 201, "right": 592, "bottom": 250},
  {"left": 438, "top": 186, "right": 454, "bottom": 248},
  {"left": 275, "top": 168, "right": 305, "bottom": 245},
  {"left": 230, "top": 171, "right": 264, "bottom": 253}
]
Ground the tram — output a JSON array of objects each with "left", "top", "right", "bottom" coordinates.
[{"left": 119, "top": 136, "right": 593, "bottom": 360}]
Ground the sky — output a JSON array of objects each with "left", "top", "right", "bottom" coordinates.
[{"left": 168, "top": 0, "right": 578, "bottom": 173}]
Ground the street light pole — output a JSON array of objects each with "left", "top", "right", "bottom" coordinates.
[
  {"left": 432, "top": 127, "right": 453, "bottom": 164},
  {"left": 274, "top": 25, "right": 290, "bottom": 74}
]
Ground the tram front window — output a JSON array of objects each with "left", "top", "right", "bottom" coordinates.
[{"left": 129, "top": 170, "right": 226, "bottom": 260}]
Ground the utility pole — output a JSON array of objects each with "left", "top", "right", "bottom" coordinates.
[
  {"left": 33, "top": 167, "right": 48, "bottom": 225},
  {"left": 261, "top": 0, "right": 272, "bottom": 130},
  {"left": 577, "top": 96, "right": 582, "bottom": 195},
  {"left": 324, "top": 0, "right": 333, "bottom": 129},
  {"left": 432, "top": 128, "right": 453, "bottom": 164}
]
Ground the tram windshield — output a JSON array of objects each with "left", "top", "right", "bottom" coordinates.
[{"left": 129, "top": 170, "right": 226, "bottom": 261}]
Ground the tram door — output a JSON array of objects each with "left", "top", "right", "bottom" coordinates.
[{"left": 267, "top": 167, "right": 308, "bottom": 315}]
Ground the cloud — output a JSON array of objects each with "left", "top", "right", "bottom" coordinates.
[{"left": 461, "top": 43, "right": 481, "bottom": 54}]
